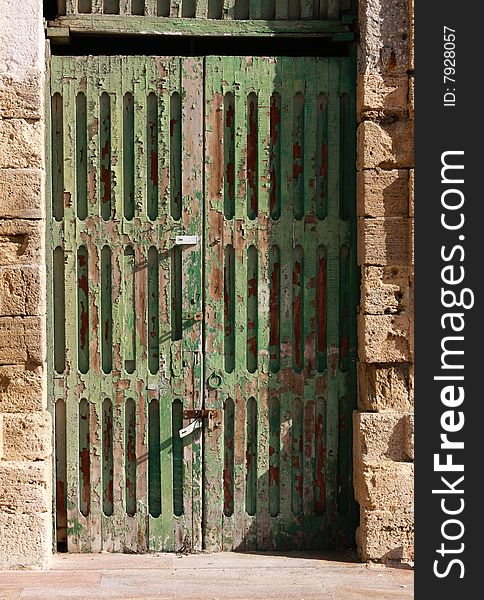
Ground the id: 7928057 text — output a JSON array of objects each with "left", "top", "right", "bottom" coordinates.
[{"left": 443, "top": 26, "right": 456, "bottom": 107}]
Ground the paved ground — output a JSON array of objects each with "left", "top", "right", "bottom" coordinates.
[{"left": 0, "top": 552, "right": 413, "bottom": 600}]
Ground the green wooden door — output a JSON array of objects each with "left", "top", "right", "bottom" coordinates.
[
  {"left": 49, "top": 54, "right": 357, "bottom": 553},
  {"left": 203, "top": 56, "right": 357, "bottom": 550}
]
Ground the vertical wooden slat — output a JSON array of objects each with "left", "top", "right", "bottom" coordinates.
[
  {"left": 145, "top": 0, "right": 158, "bottom": 16},
  {"left": 196, "top": 0, "right": 209, "bottom": 17},
  {"left": 223, "top": 0, "right": 236, "bottom": 19},
  {"left": 203, "top": 56, "right": 225, "bottom": 551},
  {"left": 323, "top": 58, "right": 341, "bottom": 534},
  {"left": 170, "top": 0, "right": 182, "bottom": 17},
  {"left": 301, "top": 0, "right": 314, "bottom": 18},
  {"left": 249, "top": 0, "right": 262, "bottom": 19},
  {"left": 275, "top": 0, "right": 288, "bottom": 19},
  {"left": 277, "top": 58, "right": 294, "bottom": 530},
  {"left": 327, "top": 0, "right": 339, "bottom": 19}
]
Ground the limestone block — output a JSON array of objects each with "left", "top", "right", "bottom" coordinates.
[
  {"left": 357, "top": 169, "right": 408, "bottom": 218},
  {"left": 0, "top": 70, "right": 42, "bottom": 119},
  {"left": 358, "top": 0, "right": 411, "bottom": 76},
  {"left": 404, "top": 413, "right": 414, "bottom": 461},
  {"left": 357, "top": 508, "right": 414, "bottom": 562},
  {"left": 354, "top": 461, "right": 414, "bottom": 511},
  {"left": 0, "top": 364, "right": 44, "bottom": 412},
  {"left": 0, "top": 169, "right": 43, "bottom": 219},
  {"left": 358, "top": 314, "right": 411, "bottom": 363},
  {"left": 0, "top": 118, "right": 42, "bottom": 169},
  {"left": 354, "top": 411, "right": 411, "bottom": 463},
  {"left": 0, "top": 265, "right": 44, "bottom": 316},
  {"left": 0, "top": 219, "right": 43, "bottom": 265},
  {"left": 408, "top": 76, "right": 414, "bottom": 121},
  {"left": 361, "top": 266, "right": 410, "bottom": 315},
  {"left": 357, "top": 73, "right": 409, "bottom": 119},
  {"left": 0, "top": 316, "right": 44, "bottom": 365},
  {"left": 408, "top": 169, "right": 414, "bottom": 217},
  {"left": 357, "top": 120, "right": 414, "bottom": 170},
  {"left": 358, "top": 362, "right": 412, "bottom": 412},
  {"left": 358, "top": 217, "right": 411, "bottom": 266},
  {"left": 0, "top": 513, "right": 51, "bottom": 569},
  {"left": 0, "top": 0, "right": 44, "bottom": 74},
  {"left": 0, "top": 461, "right": 50, "bottom": 514},
  {"left": 1, "top": 411, "right": 51, "bottom": 461}
]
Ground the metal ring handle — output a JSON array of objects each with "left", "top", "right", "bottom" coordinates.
[{"left": 207, "top": 372, "right": 224, "bottom": 390}]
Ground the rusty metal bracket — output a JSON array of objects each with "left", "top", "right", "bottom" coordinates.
[{"left": 182, "top": 409, "right": 222, "bottom": 434}]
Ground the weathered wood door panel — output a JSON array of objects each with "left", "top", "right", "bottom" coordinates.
[
  {"left": 49, "top": 54, "right": 356, "bottom": 553},
  {"left": 50, "top": 56, "right": 204, "bottom": 552},
  {"left": 203, "top": 56, "right": 357, "bottom": 551}
]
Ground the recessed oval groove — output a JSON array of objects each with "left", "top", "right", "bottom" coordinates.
[
  {"left": 79, "top": 398, "right": 90, "bottom": 517},
  {"left": 269, "top": 92, "right": 281, "bottom": 220},
  {"left": 316, "top": 93, "right": 328, "bottom": 220},
  {"left": 147, "top": 92, "right": 159, "bottom": 221},
  {"left": 103, "top": 0, "right": 119, "bottom": 14},
  {"left": 53, "top": 247, "right": 66, "bottom": 374},
  {"left": 171, "top": 246, "right": 182, "bottom": 341},
  {"left": 269, "top": 245, "right": 281, "bottom": 373},
  {"left": 125, "top": 397, "right": 136, "bottom": 516},
  {"left": 148, "top": 399, "right": 161, "bottom": 517},
  {"left": 245, "top": 397, "right": 258, "bottom": 516},
  {"left": 316, "top": 245, "right": 327, "bottom": 372},
  {"left": 172, "top": 399, "right": 184, "bottom": 516},
  {"left": 340, "top": 93, "right": 354, "bottom": 221},
  {"left": 223, "top": 398, "right": 235, "bottom": 517},
  {"left": 224, "top": 92, "right": 235, "bottom": 219},
  {"left": 224, "top": 244, "right": 235, "bottom": 373},
  {"left": 246, "top": 245, "right": 258, "bottom": 373},
  {"left": 102, "top": 398, "right": 114, "bottom": 516},
  {"left": 208, "top": 0, "right": 223, "bottom": 18},
  {"left": 292, "top": 93, "right": 305, "bottom": 220},
  {"left": 100, "top": 92, "right": 112, "bottom": 221},
  {"left": 131, "top": 0, "right": 144, "bottom": 15},
  {"left": 268, "top": 397, "right": 280, "bottom": 517},
  {"left": 77, "top": 246, "right": 89, "bottom": 374},
  {"left": 123, "top": 246, "right": 136, "bottom": 374},
  {"left": 55, "top": 398, "right": 67, "bottom": 546},
  {"left": 292, "top": 245, "right": 304, "bottom": 372},
  {"left": 182, "top": 0, "right": 196, "bottom": 17},
  {"left": 157, "top": 0, "right": 170, "bottom": 16},
  {"left": 314, "top": 396, "right": 326, "bottom": 515},
  {"left": 288, "top": 0, "right": 301, "bottom": 19},
  {"left": 51, "top": 93, "right": 64, "bottom": 222},
  {"left": 76, "top": 92, "right": 88, "bottom": 220},
  {"left": 262, "top": 0, "right": 276, "bottom": 19},
  {"left": 78, "top": 0, "right": 92, "bottom": 13},
  {"left": 123, "top": 92, "right": 135, "bottom": 220},
  {"left": 291, "top": 397, "right": 303, "bottom": 515},
  {"left": 101, "top": 246, "right": 112, "bottom": 374},
  {"left": 148, "top": 246, "right": 159, "bottom": 375},
  {"left": 247, "top": 92, "right": 258, "bottom": 220},
  {"left": 234, "top": 2, "right": 249, "bottom": 19},
  {"left": 170, "top": 92, "right": 182, "bottom": 220},
  {"left": 339, "top": 245, "right": 351, "bottom": 372}
]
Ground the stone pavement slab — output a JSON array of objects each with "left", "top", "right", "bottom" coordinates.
[{"left": 0, "top": 552, "right": 413, "bottom": 600}]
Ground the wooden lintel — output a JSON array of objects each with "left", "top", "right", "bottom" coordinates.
[{"left": 47, "top": 16, "right": 352, "bottom": 39}]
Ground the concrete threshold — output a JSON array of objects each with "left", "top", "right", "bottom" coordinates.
[{"left": 0, "top": 552, "right": 414, "bottom": 600}]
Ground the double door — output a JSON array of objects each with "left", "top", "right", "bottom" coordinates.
[{"left": 49, "top": 54, "right": 357, "bottom": 552}]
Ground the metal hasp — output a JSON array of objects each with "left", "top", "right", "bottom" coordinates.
[
  {"left": 180, "top": 410, "right": 222, "bottom": 438},
  {"left": 48, "top": 54, "right": 358, "bottom": 554}
]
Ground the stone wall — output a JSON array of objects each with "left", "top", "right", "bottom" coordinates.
[
  {"left": 0, "top": 0, "right": 51, "bottom": 568},
  {"left": 354, "top": 0, "right": 414, "bottom": 562}
]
